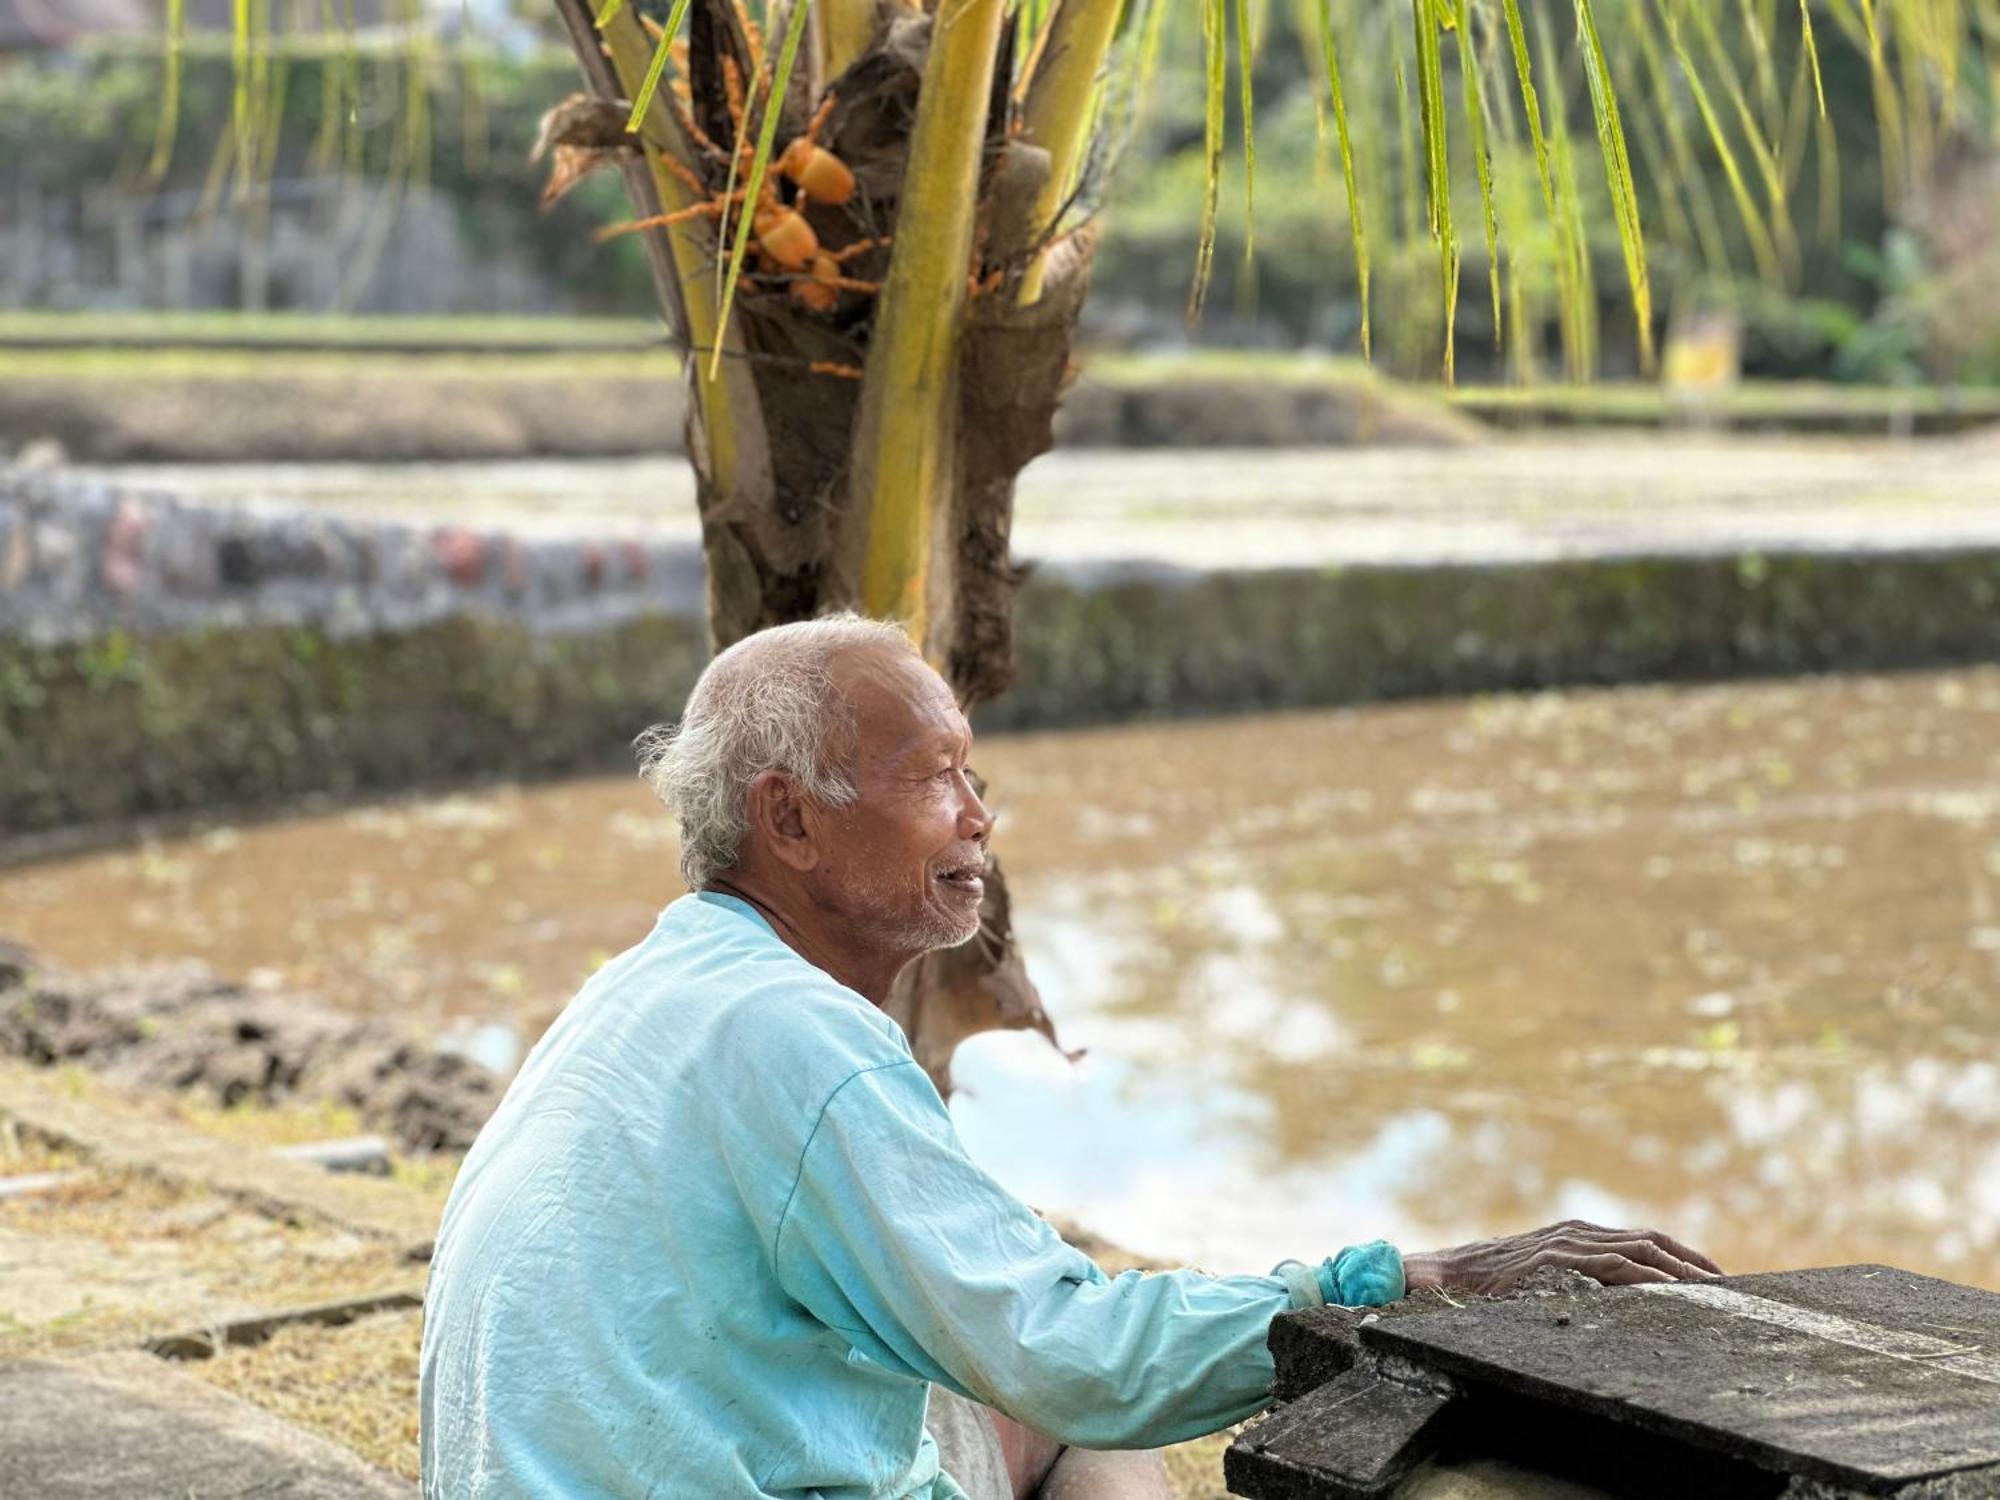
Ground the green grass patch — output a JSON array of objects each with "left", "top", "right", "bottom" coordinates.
[
  {"left": 0, "top": 348, "right": 683, "bottom": 381},
  {"left": 1450, "top": 379, "right": 2000, "bottom": 427},
  {"left": 0, "top": 310, "right": 665, "bottom": 351}
]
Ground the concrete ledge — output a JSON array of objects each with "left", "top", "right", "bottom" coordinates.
[
  {"left": 0, "top": 612, "right": 710, "bottom": 836},
  {"left": 0, "top": 1351, "right": 415, "bottom": 1499},
  {"left": 988, "top": 546, "right": 2000, "bottom": 729}
]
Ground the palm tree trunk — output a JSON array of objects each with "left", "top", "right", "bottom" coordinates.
[{"left": 551, "top": 0, "right": 1122, "bottom": 1087}]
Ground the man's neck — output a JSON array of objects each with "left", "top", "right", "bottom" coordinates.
[{"left": 704, "top": 874, "right": 909, "bottom": 1006}]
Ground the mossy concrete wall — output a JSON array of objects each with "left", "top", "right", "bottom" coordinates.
[
  {"left": 1, "top": 466, "right": 714, "bottom": 838},
  {"left": 985, "top": 551, "right": 2000, "bottom": 730},
  {"left": 0, "top": 617, "right": 710, "bottom": 835},
  {"left": 7, "top": 542, "right": 2000, "bottom": 839}
]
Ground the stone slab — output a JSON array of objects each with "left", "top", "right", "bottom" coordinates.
[
  {"left": 1226, "top": 1367, "right": 1453, "bottom": 1500},
  {"left": 0, "top": 1350, "right": 414, "bottom": 1498},
  {"left": 0, "top": 1220, "right": 250, "bottom": 1338},
  {"left": 0, "top": 1168, "right": 84, "bottom": 1200},
  {"left": 1269, "top": 1304, "right": 1374, "bottom": 1402},
  {"left": 272, "top": 1135, "right": 394, "bottom": 1176},
  {"left": 1362, "top": 1267, "right": 2000, "bottom": 1492},
  {"left": 0, "top": 1059, "right": 437, "bottom": 1254}
]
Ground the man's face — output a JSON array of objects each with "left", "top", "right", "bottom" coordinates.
[{"left": 807, "top": 649, "right": 991, "bottom": 958}]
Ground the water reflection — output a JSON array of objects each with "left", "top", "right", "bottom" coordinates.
[
  {"left": 2, "top": 666, "right": 1996, "bottom": 1287},
  {"left": 436, "top": 1018, "right": 526, "bottom": 1075}
]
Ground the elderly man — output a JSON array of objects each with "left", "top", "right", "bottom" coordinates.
[{"left": 420, "top": 615, "right": 1721, "bottom": 1499}]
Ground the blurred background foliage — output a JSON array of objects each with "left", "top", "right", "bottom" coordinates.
[
  {"left": 0, "top": 41, "right": 661, "bottom": 314},
  {"left": 1091, "top": 1, "right": 2000, "bottom": 384},
  {"left": 3, "top": 0, "right": 2000, "bottom": 383}
]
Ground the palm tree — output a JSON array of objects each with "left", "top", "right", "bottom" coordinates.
[{"left": 517, "top": 0, "right": 1978, "bottom": 1083}]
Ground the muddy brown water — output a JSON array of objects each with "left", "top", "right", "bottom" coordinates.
[{"left": 3, "top": 666, "right": 1997, "bottom": 1288}]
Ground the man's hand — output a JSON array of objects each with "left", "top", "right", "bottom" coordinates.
[{"left": 1403, "top": 1220, "right": 1724, "bottom": 1297}]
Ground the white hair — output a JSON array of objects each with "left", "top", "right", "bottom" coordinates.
[{"left": 635, "top": 614, "right": 918, "bottom": 889}]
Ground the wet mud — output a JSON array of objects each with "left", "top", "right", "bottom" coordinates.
[{"left": 0, "top": 942, "right": 499, "bottom": 1152}]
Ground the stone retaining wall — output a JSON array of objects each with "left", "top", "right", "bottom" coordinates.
[
  {"left": 0, "top": 466, "right": 705, "bottom": 645},
  {"left": 6, "top": 465, "right": 2000, "bottom": 840},
  {"left": 1, "top": 467, "right": 713, "bottom": 835},
  {"left": 990, "top": 551, "right": 2000, "bottom": 730}
]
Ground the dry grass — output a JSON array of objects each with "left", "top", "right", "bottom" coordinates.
[
  {"left": 0, "top": 1166, "right": 420, "bottom": 1360},
  {"left": 187, "top": 1307, "right": 425, "bottom": 1481},
  {"left": 0, "top": 1118, "right": 84, "bottom": 1176},
  {"left": 1160, "top": 1430, "right": 1237, "bottom": 1498},
  {"left": 164, "top": 1097, "right": 372, "bottom": 1148},
  {"left": 162, "top": 1205, "right": 1239, "bottom": 1497},
  {"left": 0, "top": 1107, "right": 1235, "bottom": 1497}
]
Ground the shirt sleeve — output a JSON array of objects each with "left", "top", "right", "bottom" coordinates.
[{"left": 768, "top": 1056, "right": 1299, "bottom": 1450}]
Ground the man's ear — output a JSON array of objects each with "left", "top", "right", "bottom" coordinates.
[{"left": 745, "top": 769, "right": 818, "bottom": 873}]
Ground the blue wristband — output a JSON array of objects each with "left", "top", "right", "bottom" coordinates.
[{"left": 1319, "top": 1241, "right": 1406, "bottom": 1307}]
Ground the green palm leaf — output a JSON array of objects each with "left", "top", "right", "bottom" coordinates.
[
  {"left": 1313, "top": 0, "right": 1372, "bottom": 359},
  {"left": 627, "top": 0, "right": 697, "bottom": 134},
  {"left": 711, "top": 0, "right": 813, "bottom": 379},
  {"left": 1574, "top": 0, "right": 1654, "bottom": 370}
]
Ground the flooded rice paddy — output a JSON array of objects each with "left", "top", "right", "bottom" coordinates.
[
  {"left": 81, "top": 429, "right": 2000, "bottom": 568},
  {"left": 3, "top": 665, "right": 1997, "bottom": 1287}
]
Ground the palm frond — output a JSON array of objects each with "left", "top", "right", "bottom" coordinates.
[
  {"left": 1189, "top": 0, "right": 1228, "bottom": 320},
  {"left": 711, "top": 0, "right": 812, "bottom": 379},
  {"left": 147, "top": 0, "right": 186, "bottom": 179},
  {"left": 1236, "top": 0, "right": 1259, "bottom": 261},
  {"left": 1454, "top": 0, "right": 1501, "bottom": 347},
  {"left": 627, "top": 0, "right": 697, "bottom": 133},
  {"left": 1799, "top": 0, "right": 1828, "bottom": 113},
  {"left": 147, "top": 0, "right": 1995, "bottom": 384},
  {"left": 1574, "top": 0, "right": 1653, "bottom": 370},
  {"left": 1313, "top": 0, "right": 1372, "bottom": 358},
  {"left": 1662, "top": 0, "right": 1782, "bottom": 281},
  {"left": 1411, "top": 0, "right": 1457, "bottom": 379}
]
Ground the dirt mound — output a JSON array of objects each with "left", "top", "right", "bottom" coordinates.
[{"left": 0, "top": 940, "right": 501, "bottom": 1152}]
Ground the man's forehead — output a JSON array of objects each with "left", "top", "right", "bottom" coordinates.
[{"left": 834, "top": 647, "right": 968, "bottom": 757}]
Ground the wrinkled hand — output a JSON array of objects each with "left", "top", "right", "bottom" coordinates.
[{"left": 1404, "top": 1220, "right": 1724, "bottom": 1297}]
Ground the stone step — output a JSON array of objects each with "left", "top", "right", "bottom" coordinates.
[
  {"left": 0, "top": 1351, "right": 415, "bottom": 1499},
  {"left": 1231, "top": 1266, "right": 2000, "bottom": 1500},
  {"left": 0, "top": 1060, "right": 437, "bottom": 1256}
]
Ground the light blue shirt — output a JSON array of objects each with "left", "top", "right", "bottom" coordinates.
[{"left": 420, "top": 892, "right": 1305, "bottom": 1498}]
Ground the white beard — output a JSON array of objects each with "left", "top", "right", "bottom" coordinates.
[{"left": 846, "top": 875, "right": 982, "bottom": 957}]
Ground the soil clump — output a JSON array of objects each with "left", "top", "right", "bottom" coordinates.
[{"left": 0, "top": 939, "right": 500, "bottom": 1152}]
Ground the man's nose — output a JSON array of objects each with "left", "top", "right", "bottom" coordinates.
[{"left": 959, "top": 776, "right": 993, "bottom": 843}]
